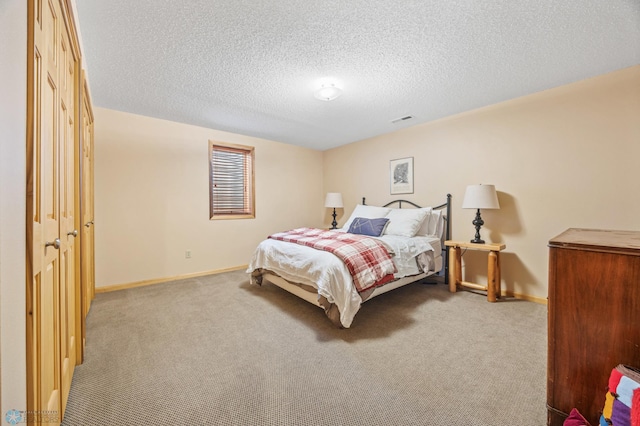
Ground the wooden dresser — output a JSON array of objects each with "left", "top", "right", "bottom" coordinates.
[{"left": 547, "top": 228, "right": 640, "bottom": 425}]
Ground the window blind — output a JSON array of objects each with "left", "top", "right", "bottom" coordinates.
[{"left": 209, "top": 143, "right": 254, "bottom": 218}]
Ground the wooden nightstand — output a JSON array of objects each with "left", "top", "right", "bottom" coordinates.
[{"left": 444, "top": 240, "right": 506, "bottom": 302}]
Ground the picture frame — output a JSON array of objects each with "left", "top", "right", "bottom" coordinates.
[{"left": 390, "top": 157, "right": 414, "bottom": 195}]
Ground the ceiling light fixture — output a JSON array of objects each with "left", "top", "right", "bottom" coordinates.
[{"left": 314, "top": 83, "right": 342, "bottom": 101}]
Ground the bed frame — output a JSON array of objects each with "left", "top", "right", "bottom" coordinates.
[
  {"left": 261, "top": 194, "right": 452, "bottom": 308},
  {"left": 369, "top": 193, "right": 452, "bottom": 285}
]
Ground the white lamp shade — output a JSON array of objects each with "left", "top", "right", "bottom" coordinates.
[
  {"left": 462, "top": 184, "right": 500, "bottom": 209},
  {"left": 324, "top": 192, "right": 343, "bottom": 208}
]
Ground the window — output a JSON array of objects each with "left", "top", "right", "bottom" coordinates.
[{"left": 209, "top": 141, "right": 255, "bottom": 220}]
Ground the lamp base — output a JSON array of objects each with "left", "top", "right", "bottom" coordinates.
[
  {"left": 330, "top": 208, "right": 338, "bottom": 230},
  {"left": 471, "top": 208, "right": 485, "bottom": 244}
]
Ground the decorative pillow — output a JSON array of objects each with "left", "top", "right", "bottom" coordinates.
[
  {"left": 341, "top": 205, "right": 391, "bottom": 231},
  {"left": 383, "top": 208, "right": 429, "bottom": 238},
  {"left": 563, "top": 408, "right": 592, "bottom": 426},
  {"left": 347, "top": 217, "right": 390, "bottom": 237}
]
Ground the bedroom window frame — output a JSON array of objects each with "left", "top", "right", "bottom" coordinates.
[{"left": 209, "top": 140, "right": 255, "bottom": 220}]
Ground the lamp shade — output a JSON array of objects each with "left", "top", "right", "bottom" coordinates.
[
  {"left": 324, "top": 192, "right": 343, "bottom": 208},
  {"left": 462, "top": 184, "right": 500, "bottom": 209}
]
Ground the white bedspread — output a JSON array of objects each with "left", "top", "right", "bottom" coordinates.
[{"left": 247, "top": 233, "right": 438, "bottom": 328}]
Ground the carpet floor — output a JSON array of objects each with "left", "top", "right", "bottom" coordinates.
[{"left": 62, "top": 270, "right": 547, "bottom": 425}]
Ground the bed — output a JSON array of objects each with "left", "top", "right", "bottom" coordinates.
[{"left": 247, "top": 195, "right": 451, "bottom": 328}]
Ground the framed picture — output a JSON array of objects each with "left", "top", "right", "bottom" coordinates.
[{"left": 390, "top": 157, "right": 414, "bottom": 195}]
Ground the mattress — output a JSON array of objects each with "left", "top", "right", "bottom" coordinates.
[{"left": 247, "top": 233, "right": 442, "bottom": 328}]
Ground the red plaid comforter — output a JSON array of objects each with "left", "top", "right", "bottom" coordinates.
[{"left": 268, "top": 228, "right": 397, "bottom": 293}]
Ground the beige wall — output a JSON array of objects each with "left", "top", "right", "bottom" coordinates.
[
  {"left": 323, "top": 66, "right": 640, "bottom": 301},
  {"left": 0, "top": 0, "right": 27, "bottom": 415},
  {"left": 94, "top": 108, "right": 324, "bottom": 287},
  {"left": 95, "top": 66, "right": 640, "bottom": 298}
]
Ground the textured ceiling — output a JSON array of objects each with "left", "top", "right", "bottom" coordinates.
[{"left": 74, "top": 0, "right": 640, "bottom": 151}]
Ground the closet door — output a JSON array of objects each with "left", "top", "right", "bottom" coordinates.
[
  {"left": 27, "top": 0, "right": 81, "bottom": 423},
  {"left": 80, "top": 72, "right": 95, "bottom": 337},
  {"left": 58, "top": 15, "right": 79, "bottom": 416},
  {"left": 27, "top": 0, "right": 63, "bottom": 419}
]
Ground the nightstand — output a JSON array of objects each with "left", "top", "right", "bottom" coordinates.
[{"left": 444, "top": 240, "right": 506, "bottom": 302}]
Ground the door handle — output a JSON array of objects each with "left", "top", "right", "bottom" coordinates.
[
  {"left": 67, "top": 229, "right": 78, "bottom": 237},
  {"left": 45, "top": 238, "right": 61, "bottom": 250},
  {"left": 84, "top": 221, "right": 94, "bottom": 228}
]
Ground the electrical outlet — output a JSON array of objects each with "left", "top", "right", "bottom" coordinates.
[{"left": 185, "top": 250, "right": 191, "bottom": 259}]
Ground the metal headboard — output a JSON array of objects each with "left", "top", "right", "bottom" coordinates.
[{"left": 362, "top": 194, "right": 452, "bottom": 284}]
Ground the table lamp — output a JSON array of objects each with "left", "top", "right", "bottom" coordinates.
[
  {"left": 324, "top": 192, "right": 343, "bottom": 229},
  {"left": 462, "top": 184, "right": 500, "bottom": 244}
]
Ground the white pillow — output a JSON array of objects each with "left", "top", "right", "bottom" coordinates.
[
  {"left": 416, "top": 207, "right": 433, "bottom": 236},
  {"left": 425, "top": 210, "right": 444, "bottom": 237},
  {"left": 341, "top": 205, "right": 392, "bottom": 231},
  {"left": 383, "top": 208, "right": 430, "bottom": 238},
  {"left": 435, "top": 212, "right": 445, "bottom": 238}
]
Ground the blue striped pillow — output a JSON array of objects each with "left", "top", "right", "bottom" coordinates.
[{"left": 347, "top": 217, "right": 390, "bottom": 237}]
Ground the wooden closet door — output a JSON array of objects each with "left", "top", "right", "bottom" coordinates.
[
  {"left": 27, "top": 0, "right": 81, "bottom": 423},
  {"left": 27, "top": 0, "right": 63, "bottom": 420},
  {"left": 58, "top": 16, "right": 78, "bottom": 417},
  {"left": 80, "top": 74, "right": 95, "bottom": 332}
]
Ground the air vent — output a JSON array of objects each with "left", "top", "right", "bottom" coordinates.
[{"left": 391, "top": 115, "right": 414, "bottom": 124}]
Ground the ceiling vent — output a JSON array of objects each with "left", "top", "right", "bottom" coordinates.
[{"left": 391, "top": 115, "right": 414, "bottom": 124}]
